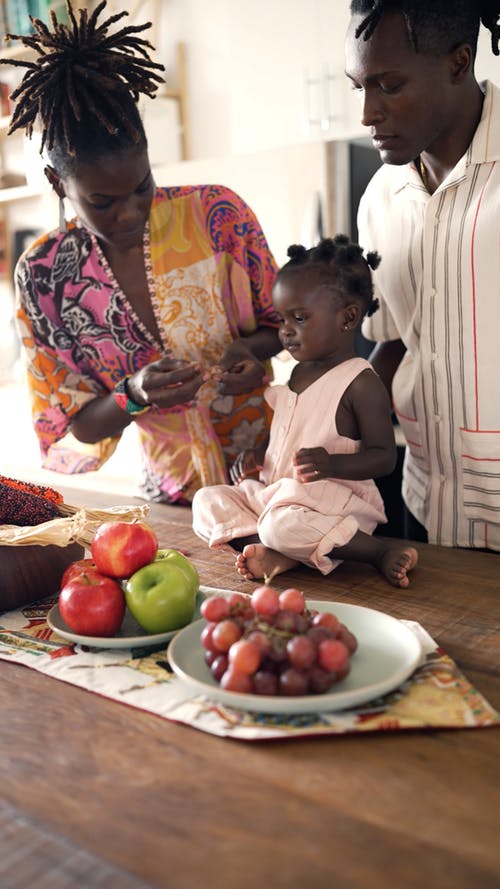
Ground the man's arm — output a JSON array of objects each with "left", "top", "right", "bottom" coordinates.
[{"left": 368, "top": 339, "right": 406, "bottom": 397}]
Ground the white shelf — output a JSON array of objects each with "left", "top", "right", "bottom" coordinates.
[{"left": 0, "top": 184, "right": 44, "bottom": 203}]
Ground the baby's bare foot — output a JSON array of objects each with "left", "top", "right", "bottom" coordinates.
[
  {"left": 235, "top": 543, "right": 298, "bottom": 582},
  {"left": 377, "top": 546, "right": 418, "bottom": 588}
]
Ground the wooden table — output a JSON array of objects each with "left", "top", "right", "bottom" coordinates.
[{"left": 0, "top": 485, "right": 499, "bottom": 889}]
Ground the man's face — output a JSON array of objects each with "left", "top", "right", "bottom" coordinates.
[{"left": 345, "top": 11, "right": 455, "bottom": 165}]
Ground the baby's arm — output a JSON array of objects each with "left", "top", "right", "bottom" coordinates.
[{"left": 294, "top": 370, "right": 397, "bottom": 482}]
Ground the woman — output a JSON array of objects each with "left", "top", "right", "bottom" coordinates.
[{"left": 4, "top": 1, "right": 280, "bottom": 503}]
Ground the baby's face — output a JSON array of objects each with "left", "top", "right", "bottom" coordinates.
[{"left": 272, "top": 273, "right": 353, "bottom": 364}]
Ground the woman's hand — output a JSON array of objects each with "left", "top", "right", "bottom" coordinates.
[
  {"left": 217, "top": 341, "right": 269, "bottom": 396},
  {"left": 126, "top": 354, "right": 205, "bottom": 409},
  {"left": 229, "top": 448, "right": 265, "bottom": 485},
  {"left": 293, "top": 447, "right": 333, "bottom": 482}
]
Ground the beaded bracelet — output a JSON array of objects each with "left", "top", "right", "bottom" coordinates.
[{"left": 113, "top": 377, "right": 152, "bottom": 417}]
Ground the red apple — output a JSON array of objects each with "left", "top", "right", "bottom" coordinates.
[
  {"left": 91, "top": 521, "right": 158, "bottom": 579},
  {"left": 59, "top": 570, "right": 126, "bottom": 637},
  {"left": 60, "top": 558, "right": 100, "bottom": 590}
]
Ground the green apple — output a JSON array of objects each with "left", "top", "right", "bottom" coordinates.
[
  {"left": 154, "top": 549, "right": 199, "bottom": 599},
  {"left": 125, "top": 560, "right": 196, "bottom": 634}
]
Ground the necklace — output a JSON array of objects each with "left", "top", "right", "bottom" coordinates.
[{"left": 418, "top": 156, "right": 430, "bottom": 192}]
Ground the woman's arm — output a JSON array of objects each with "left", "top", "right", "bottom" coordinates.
[{"left": 71, "top": 356, "right": 208, "bottom": 444}]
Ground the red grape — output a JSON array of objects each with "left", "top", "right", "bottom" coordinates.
[
  {"left": 252, "top": 670, "right": 279, "bottom": 696},
  {"left": 201, "top": 595, "right": 230, "bottom": 622},
  {"left": 312, "top": 611, "right": 341, "bottom": 634},
  {"left": 279, "top": 668, "right": 309, "bottom": 696},
  {"left": 251, "top": 585, "right": 280, "bottom": 615},
  {"left": 309, "top": 666, "right": 335, "bottom": 693},
  {"left": 210, "top": 654, "right": 229, "bottom": 682},
  {"left": 286, "top": 634, "right": 316, "bottom": 670},
  {"left": 220, "top": 667, "right": 253, "bottom": 693},
  {"left": 212, "top": 619, "right": 242, "bottom": 652},
  {"left": 204, "top": 649, "right": 218, "bottom": 667},
  {"left": 338, "top": 624, "right": 358, "bottom": 653},
  {"left": 229, "top": 639, "right": 262, "bottom": 675},
  {"left": 318, "top": 639, "right": 349, "bottom": 673},
  {"left": 279, "top": 588, "right": 305, "bottom": 613},
  {"left": 306, "top": 625, "right": 335, "bottom": 649},
  {"left": 200, "top": 622, "right": 218, "bottom": 652},
  {"left": 246, "top": 629, "right": 271, "bottom": 656},
  {"left": 274, "top": 608, "right": 298, "bottom": 632}
]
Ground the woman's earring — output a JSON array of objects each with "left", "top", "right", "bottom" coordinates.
[{"left": 59, "top": 195, "right": 67, "bottom": 234}]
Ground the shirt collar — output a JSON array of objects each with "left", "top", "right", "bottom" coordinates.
[{"left": 391, "top": 80, "right": 500, "bottom": 195}]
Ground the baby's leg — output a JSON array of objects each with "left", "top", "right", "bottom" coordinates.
[
  {"left": 192, "top": 482, "right": 261, "bottom": 547},
  {"left": 331, "top": 532, "right": 418, "bottom": 588}
]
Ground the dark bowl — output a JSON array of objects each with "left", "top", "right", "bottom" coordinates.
[{"left": 0, "top": 542, "right": 85, "bottom": 612}]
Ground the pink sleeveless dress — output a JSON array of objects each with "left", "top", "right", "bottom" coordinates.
[{"left": 192, "top": 357, "right": 387, "bottom": 574}]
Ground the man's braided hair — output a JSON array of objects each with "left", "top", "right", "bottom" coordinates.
[
  {"left": 277, "top": 235, "right": 381, "bottom": 319},
  {"left": 0, "top": 0, "right": 165, "bottom": 172},
  {"left": 350, "top": 0, "right": 500, "bottom": 57}
]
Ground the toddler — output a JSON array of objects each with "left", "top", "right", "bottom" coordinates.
[{"left": 193, "top": 235, "right": 418, "bottom": 587}]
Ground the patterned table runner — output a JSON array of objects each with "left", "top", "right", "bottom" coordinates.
[{"left": 0, "top": 596, "right": 498, "bottom": 741}]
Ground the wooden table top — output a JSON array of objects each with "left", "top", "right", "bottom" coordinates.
[{"left": 1, "top": 485, "right": 499, "bottom": 889}]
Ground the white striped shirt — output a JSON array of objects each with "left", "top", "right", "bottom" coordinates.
[{"left": 359, "top": 81, "right": 500, "bottom": 550}]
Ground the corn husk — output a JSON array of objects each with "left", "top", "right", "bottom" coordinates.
[{"left": 0, "top": 502, "right": 150, "bottom": 548}]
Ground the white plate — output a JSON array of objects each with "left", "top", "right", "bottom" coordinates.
[
  {"left": 47, "top": 593, "right": 202, "bottom": 650},
  {"left": 167, "top": 601, "right": 422, "bottom": 714}
]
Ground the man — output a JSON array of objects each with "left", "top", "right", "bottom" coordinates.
[{"left": 345, "top": 0, "right": 500, "bottom": 550}]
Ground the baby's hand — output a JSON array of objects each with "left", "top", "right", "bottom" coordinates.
[{"left": 293, "top": 447, "right": 331, "bottom": 482}]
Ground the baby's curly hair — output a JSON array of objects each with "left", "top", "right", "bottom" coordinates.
[{"left": 277, "top": 234, "right": 381, "bottom": 318}]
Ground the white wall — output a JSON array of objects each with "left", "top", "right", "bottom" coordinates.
[
  {"left": 154, "top": 140, "right": 327, "bottom": 267},
  {"left": 159, "top": 0, "right": 499, "bottom": 163},
  {"left": 160, "top": 0, "right": 358, "bottom": 160}
]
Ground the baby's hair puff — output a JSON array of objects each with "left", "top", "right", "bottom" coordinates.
[{"left": 279, "top": 234, "right": 381, "bottom": 318}]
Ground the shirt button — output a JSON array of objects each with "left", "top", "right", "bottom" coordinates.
[
  {"left": 440, "top": 474, "right": 445, "bottom": 482},
  {"left": 431, "top": 352, "right": 438, "bottom": 361},
  {"left": 434, "top": 414, "right": 441, "bottom": 423}
]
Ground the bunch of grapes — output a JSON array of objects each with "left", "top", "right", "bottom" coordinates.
[{"left": 200, "top": 585, "right": 358, "bottom": 697}]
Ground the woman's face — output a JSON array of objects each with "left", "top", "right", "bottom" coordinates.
[
  {"left": 61, "top": 146, "right": 155, "bottom": 250},
  {"left": 345, "top": 11, "right": 456, "bottom": 165}
]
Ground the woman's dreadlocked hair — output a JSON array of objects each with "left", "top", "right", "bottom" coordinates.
[
  {"left": 277, "top": 234, "right": 381, "bottom": 319},
  {"left": 350, "top": 0, "right": 499, "bottom": 58},
  {"left": 0, "top": 0, "right": 166, "bottom": 174}
]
